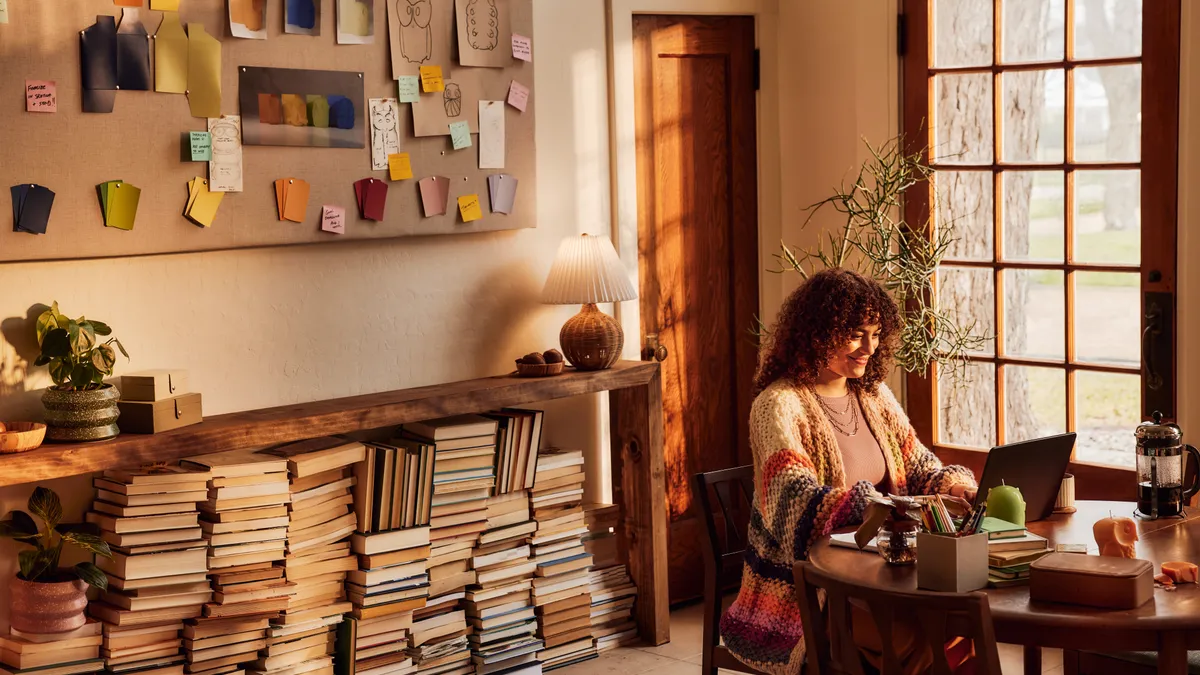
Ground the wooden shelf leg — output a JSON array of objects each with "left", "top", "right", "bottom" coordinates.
[{"left": 610, "top": 370, "right": 670, "bottom": 646}]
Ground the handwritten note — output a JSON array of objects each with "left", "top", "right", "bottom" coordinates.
[
  {"left": 420, "top": 65, "right": 444, "bottom": 93},
  {"left": 388, "top": 153, "right": 413, "bottom": 181},
  {"left": 458, "top": 194, "right": 482, "bottom": 222},
  {"left": 449, "top": 121, "right": 472, "bottom": 150},
  {"left": 321, "top": 205, "right": 346, "bottom": 234},
  {"left": 0, "top": 0, "right": 9, "bottom": 24},
  {"left": 507, "top": 81, "right": 529, "bottom": 113},
  {"left": 512, "top": 34, "right": 532, "bottom": 61},
  {"left": 478, "top": 101, "right": 504, "bottom": 169},
  {"left": 397, "top": 76, "right": 420, "bottom": 103},
  {"left": 25, "top": 81, "right": 56, "bottom": 113},
  {"left": 189, "top": 131, "right": 212, "bottom": 161}
]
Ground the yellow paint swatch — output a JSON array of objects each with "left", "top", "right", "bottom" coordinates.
[
  {"left": 281, "top": 94, "right": 309, "bottom": 126},
  {"left": 106, "top": 182, "right": 141, "bottom": 231},
  {"left": 150, "top": 0, "right": 181, "bottom": 9},
  {"left": 388, "top": 153, "right": 413, "bottom": 181},
  {"left": 187, "top": 24, "right": 221, "bottom": 118},
  {"left": 458, "top": 194, "right": 482, "bottom": 223},
  {"left": 420, "top": 65, "right": 444, "bottom": 93},
  {"left": 186, "top": 178, "right": 224, "bottom": 227},
  {"left": 155, "top": 12, "right": 188, "bottom": 94}
]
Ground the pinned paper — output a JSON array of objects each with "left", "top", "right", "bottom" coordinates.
[
  {"left": 0, "top": 0, "right": 9, "bottom": 24},
  {"left": 116, "top": 9, "right": 152, "bottom": 91},
  {"left": 369, "top": 98, "right": 401, "bottom": 171},
  {"left": 25, "top": 81, "right": 57, "bottom": 113},
  {"left": 397, "top": 76, "right": 420, "bottom": 103},
  {"left": 208, "top": 116, "right": 243, "bottom": 193},
  {"left": 420, "top": 65, "right": 444, "bottom": 93},
  {"left": 150, "top": 0, "right": 180, "bottom": 9},
  {"left": 189, "top": 131, "right": 212, "bottom": 161},
  {"left": 507, "top": 80, "right": 529, "bottom": 113},
  {"left": 274, "top": 178, "right": 311, "bottom": 223},
  {"left": 478, "top": 101, "right": 504, "bottom": 169},
  {"left": 449, "top": 120, "right": 471, "bottom": 150},
  {"left": 418, "top": 176, "right": 450, "bottom": 217},
  {"left": 80, "top": 16, "right": 118, "bottom": 113},
  {"left": 458, "top": 195, "right": 482, "bottom": 223},
  {"left": 10, "top": 185, "right": 55, "bottom": 235},
  {"left": 229, "top": 0, "right": 268, "bottom": 39},
  {"left": 321, "top": 205, "right": 346, "bottom": 234},
  {"left": 97, "top": 180, "right": 141, "bottom": 231},
  {"left": 353, "top": 178, "right": 388, "bottom": 221},
  {"left": 455, "top": 0, "right": 512, "bottom": 68},
  {"left": 487, "top": 174, "right": 518, "bottom": 215},
  {"left": 184, "top": 177, "right": 224, "bottom": 227},
  {"left": 512, "top": 34, "right": 532, "bottom": 61},
  {"left": 386, "top": 0, "right": 454, "bottom": 80},
  {"left": 154, "top": 12, "right": 188, "bottom": 94},
  {"left": 285, "top": 0, "right": 320, "bottom": 36},
  {"left": 187, "top": 24, "right": 222, "bottom": 118},
  {"left": 388, "top": 153, "right": 413, "bottom": 181},
  {"left": 336, "top": 0, "right": 375, "bottom": 44}
]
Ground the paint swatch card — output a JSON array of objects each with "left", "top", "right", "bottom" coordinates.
[
  {"left": 275, "top": 178, "right": 311, "bottom": 223},
  {"left": 80, "top": 16, "right": 118, "bottom": 113},
  {"left": 285, "top": 0, "right": 320, "bottom": 35},
  {"left": 388, "top": 153, "right": 413, "bottom": 181},
  {"left": 97, "top": 180, "right": 141, "bottom": 231},
  {"left": 397, "top": 76, "right": 420, "bottom": 103},
  {"left": 184, "top": 177, "right": 224, "bottom": 228},
  {"left": 337, "top": 0, "right": 375, "bottom": 44},
  {"left": 487, "top": 173, "right": 518, "bottom": 215},
  {"left": 25, "top": 81, "right": 57, "bottom": 113},
  {"left": 478, "top": 101, "right": 504, "bottom": 169},
  {"left": 369, "top": 98, "right": 401, "bottom": 171},
  {"left": 189, "top": 131, "right": 212, "bottom": 161},
  {"left": 420, "top": 65, "right": 444, "bottom": 93},
  {"left": 507, "top": 80, "right": 529, "bottom": 113},
  {"left": 10, "top": 184, "right": 55, "bottom": 234},
  {"left": 229, "top": 0, "right": 268, "bottom": 39},
  {"left": 512, "top": 34, "right": 532, "bottom": 61},
  {"left": 353, "top": 177, "right": 388, "bottom": 221},
  {"left": 187, "top": 24, "right": 222, "bottom": 118},
  {"left": 418, "top": 176, "right": 450, "bottom": 217},
  {"left": 150, "top": 0, "right": 180, "bottom": 9},
  {"left": 116, "top": 8, "right": 152, "bottom": 91},
  {"left": 458, "top": 194, "right": 482, "bottom": 222},
  {"left": 449, "top": 120, "right": 471, "bottom": 150},
  {"left": 321, "top": 205, "right": 346, "bottom": 234},
  {"left": 155, "top": 12, "right": 188, "bottom": 94},
  {"left": 208, "top": 116, "right": 243, "bottom": 193}
]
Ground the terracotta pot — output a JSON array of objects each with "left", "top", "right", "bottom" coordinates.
[
  {"left": 42, "top": 384, "right": 120, "bottom": 442},
  {"left": 9, "top": 575, "right": 88, "bottom": 634}
]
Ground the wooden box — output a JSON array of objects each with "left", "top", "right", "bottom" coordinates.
[
  {"left": 118, "top": 393, "right": 202, "bottom": 434},
  {"left": 1030, "top": 552, "right": 1153, "bottom": 609},
  {"left": 916, "top": 532, "right": 988, "bottom": 593},
  {"left": 121, "top": 370, "right": 190, "bottom": 402}
]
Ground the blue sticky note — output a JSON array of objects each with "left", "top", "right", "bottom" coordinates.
[
  {"left": 397, "top": 76, "right": 420, "bottom": 103},
  {"left": 449, "top": 121, "right": 472, "bottom": 150}
]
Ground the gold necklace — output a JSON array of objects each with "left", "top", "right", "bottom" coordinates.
[{"left": 813, "top": 389, "right": 860, "bottom": 436}]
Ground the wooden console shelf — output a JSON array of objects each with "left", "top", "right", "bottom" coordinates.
[{"left": 0, "top": 360, "right": 669, "bottom": 645}]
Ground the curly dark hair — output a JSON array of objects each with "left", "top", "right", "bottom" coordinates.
[{"left": 754, "top": 268, "right": 901, "bottom": 395}]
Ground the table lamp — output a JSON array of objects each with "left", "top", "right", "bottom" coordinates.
[{"left": 541, "top": 234, "right": 638, "bottom": 371}]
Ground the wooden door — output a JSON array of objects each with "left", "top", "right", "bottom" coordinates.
[{"left": 632, "top": 15, "right": 759, "bottom": 603}]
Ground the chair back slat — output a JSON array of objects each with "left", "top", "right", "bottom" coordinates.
[{"left": 866, "top": 599, "right": 902, "bottom": 675}]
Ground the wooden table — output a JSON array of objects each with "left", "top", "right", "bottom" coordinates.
[{"left": 808, "top": 501, "right": 1200, "bottom": 675}]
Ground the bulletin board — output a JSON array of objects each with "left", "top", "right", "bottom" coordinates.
[{"left": 0, "top": 0, "right": 535, "bottom": 262}]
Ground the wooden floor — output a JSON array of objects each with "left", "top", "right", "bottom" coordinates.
[{"left": 556, "top": 602, "right": 1063, "bottom": 675}]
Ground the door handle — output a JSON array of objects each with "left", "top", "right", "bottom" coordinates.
[{"left": 641, "top": 334, "right": 668, "bottom": 362}]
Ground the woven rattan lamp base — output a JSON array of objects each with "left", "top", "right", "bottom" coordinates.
[{"left": 560, "top": 303, "right": 624, "bottom": 371}]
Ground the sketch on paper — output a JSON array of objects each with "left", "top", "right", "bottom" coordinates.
[
  {"left": 412, "top": 70, "right": 485, "bottom": 137},
  {"left": 396, "top": 0, "right": 432, "bottom": 64},
  {"left": 208, "top": 116, "right": 244, "bottom": 193},
  {"left": 369, "top": 98, "right": 401, "bottom": 171},
  {"left": 455, "top": 0, "right": 510, "bottom": 67},
  {"left": 444, "top": 83, "right": 462, "bottom": 117},
  {"left": 464, "top": 0, "right": 498, "bottom": 50},
  {"left": 389, "top": 0, "right": 453, "bottom": 79}
]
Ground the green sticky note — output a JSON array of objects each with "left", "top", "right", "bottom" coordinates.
[
  {"left": 449, "top": 121, "right": 472, "bottom": 150},
  {"left": 105, "top": 182, "right": 141, "bottom": 231},
  {"left": 189, "top": 131, "right": 212, "bottom": 161},
  {"left": 397, "top": 76, "right": 420, "bottom": 103}
]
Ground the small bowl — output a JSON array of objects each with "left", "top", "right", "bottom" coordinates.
[
  {"left": 515, "top": 361, "right": 564, "bottom": 377},
  {"left": 0, "top": 422, "right": 47, "bottom": 454}
]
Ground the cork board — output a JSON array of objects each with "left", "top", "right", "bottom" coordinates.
[{"left": 0, "top": 0, "right": 535, "bottom": 262}]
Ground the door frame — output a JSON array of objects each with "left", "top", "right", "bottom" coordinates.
[{"left": 606, "top": 0, "right": 780, "bottom": 353}]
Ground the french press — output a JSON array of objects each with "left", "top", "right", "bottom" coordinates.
[{"left": 1134, "top": 412, "right": 1200, "bottom": 519}]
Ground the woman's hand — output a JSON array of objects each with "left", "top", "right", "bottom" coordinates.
[{"left": 946, "top": 484, "right": 978, "bottom": 503}]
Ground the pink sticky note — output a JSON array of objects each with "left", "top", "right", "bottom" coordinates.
[
  {"left": 512, "top": 34, "right": 532, "bottom": 62},
  {"left": 321, "top": 205, "right": 345, "bottom": 234},
  {"left": 419, "top": 176, "right": 450, "bottom": 217},
  {"left": 507, "top": 81, "right": 529, "bottom": 113},
  {"left": 25, "top": 80, "right": 57, "bottom": 113}
]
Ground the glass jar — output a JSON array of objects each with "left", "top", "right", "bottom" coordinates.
[{"left": 877, "top": 518, "right": 919, "bottom": 565}]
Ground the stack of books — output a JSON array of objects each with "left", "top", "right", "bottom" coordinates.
[
  {"left": 348, "top": 526, "right": 432, "bottom": 620},
  {"left": 335, "top": 613, "right": 414, "bottom": 675},
  {"left": 404, "top": 610, "right": 471, "bottom": 675},
  {"left": 527, "top": 449, "right": 593, "bottom": 671},
  {"left": 582, "top": 504, "right": 636, "bottom": 652},
  {"left": 981, "top": 518, "right": 1050, "bottom": 588},
  {"left": 253, "top": 438, "right": 366, "bottom": 675},
  {"left": 180, "top": 450, "right": 296, "bottom": 674},
  {"left": 0, "top": 622, "right": 106, "bottom": 675},
  {"left": 481, "top": 410, "right": 544, "bottom": 495},
  {"left": 463, "top": 491, "right": 541, "bottom": 675},
  {"left": 85, "top": 467, "right": 214, "bottom": 675}
]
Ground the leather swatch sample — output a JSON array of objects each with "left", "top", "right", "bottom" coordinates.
[
  {"left": 80, "top": 15, "right": 118, "bottom": 113},
  {"left": 116, "top": 9, "right": 152, "bottom": 91}
]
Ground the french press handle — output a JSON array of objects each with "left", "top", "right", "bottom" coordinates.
[{"left": 1184, "top": 444, "right": 1200, "bottom": 502}]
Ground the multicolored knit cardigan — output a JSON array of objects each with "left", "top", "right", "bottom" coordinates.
[{"left": 719, "top": 378, "right": 975, "bottom": 675}]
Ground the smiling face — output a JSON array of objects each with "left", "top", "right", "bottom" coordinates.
[{"left": 826, "top": 323, "right": 881, "bottom": 381}]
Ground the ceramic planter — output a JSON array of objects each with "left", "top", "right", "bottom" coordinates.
[
  {"left": 42, "top": 383, "right": 120, "bottom": 442},
  {"left": 8, "top": 575, "right": 88, "bottom": 634}
]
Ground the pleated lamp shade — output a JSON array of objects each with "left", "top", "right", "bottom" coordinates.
[{"left": 541, "top": 234, "right": 638, "bottom": 305}]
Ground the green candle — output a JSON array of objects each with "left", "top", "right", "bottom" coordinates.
[{"left": 986, "top": 482, "right": 1026, "bottom": 526}]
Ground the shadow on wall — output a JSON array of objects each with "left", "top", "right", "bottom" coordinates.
[
  {"left": 460, "top": 260, "right": 557, "bottom": 376},
  {"left": 0, "top": 304, "right": 51, "bottom": 420}
]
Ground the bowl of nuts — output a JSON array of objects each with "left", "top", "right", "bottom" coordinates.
[{"left": 515, "top": 349, "right": 565, "bottom": 377}]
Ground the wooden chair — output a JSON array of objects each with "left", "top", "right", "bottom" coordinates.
[
  {"left": 693, "top": 466, "right": 764, "bottom": 675},
  {"left": 1064, "top": 650, "right": 1200, "bottom": 674},
  {"left": 793, "top": 560, "right": 1003, "bottom": 675}
]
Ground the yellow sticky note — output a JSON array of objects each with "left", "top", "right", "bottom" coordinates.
[
  {"left": 388, "top": 153, "right": 413, "bottom": 181},
  {"left": 155, "top": 12, "right": 188, "bottom": 94},
  {"left": 420, "top": 65, "right": 444, "bottom": 93},
  {"left": 187, "top": 178, "right": 224, "bottom": 227},
  {"left": 458, "top": 194, "right": 482, "bottom": 223},
  {"left": 151, "top": 0, "right": 181, "bottom": 9}
]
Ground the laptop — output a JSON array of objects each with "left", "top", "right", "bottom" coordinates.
[{"left": 972, "top": 432, "right": 1076, "bottom": 522}]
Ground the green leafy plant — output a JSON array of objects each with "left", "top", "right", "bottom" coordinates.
[
  {"left": 761, "top": 136, "right": 988, "bottom": 378},
  {"left": 0, "top": 486, "right": 112, "bottom": 589},
  {"left": 34, "top": 301, "right": 128, "bottom": 391}
]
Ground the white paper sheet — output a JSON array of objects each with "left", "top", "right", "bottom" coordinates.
[{"left": 478, "top": 100, "right": 504, "bottom": 169}]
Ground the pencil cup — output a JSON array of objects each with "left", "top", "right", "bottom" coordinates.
[{"left": 916, "top": 532, "right": 989, "bottom": 593}]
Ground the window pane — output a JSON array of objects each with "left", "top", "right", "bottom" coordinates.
[
  {"left": 1075, "top": 370, "right": 1138, "bottom": 468},
  {"left": 1005, "top": 366, "right": 1066, "bottom": 443},
  {"left": 1072, "top": 65, "right": 1141, "bottom": 163},
  {"left": 934, "top": 73, "right": 994, "bottom": 164},
  {"left": 1002, "top": 0, "right": 1065, "bottom": 63},
  {"left": 934, "top": 0, "right": 993, "bottom": 68},
  {"left": 1073, "top": 170, "right": 1140, "bottom": 264},
  {"left": 1002, "top": 70, "right": 1064, "bottom": 163},
  {"left": 939, "top": 361, "right": 996, "bottom": 448},
  {"left": 1074, "top": 271, "right": 1139, "bottom": 365},
  {"left": 938, "top": 266, "right": 995, "bottom": 355},
  {"left": 937, "top": 171, "right": 993, "bottom": 261},
  {"left": 1003, "top": 171, "right": 1064, "bottom": 261},
  {"left": 1073, "top": 0, "right": 1142, "bottom": 60},
  {"left": 1004, "top": 269, "right": 1064, "bottom": 359}
]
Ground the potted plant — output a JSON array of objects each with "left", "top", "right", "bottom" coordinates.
[
  {"left": 0, "top": 486, "right": 112, "bottom": 634},
  {"left": 34, "top": 302, "right": 128, "bottom": 442}
]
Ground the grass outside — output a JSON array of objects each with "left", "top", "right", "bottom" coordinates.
[{"left": 1027, "top": 229, "right": 1139, "bottom": 287}]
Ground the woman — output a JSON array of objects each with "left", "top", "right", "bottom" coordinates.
[{"left": 719, "top": 268, "right": 977, "bottom": 675}]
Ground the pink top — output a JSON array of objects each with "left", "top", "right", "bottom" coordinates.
[{"left": 816, "top": 392, "right": 887, "bottom": 488}]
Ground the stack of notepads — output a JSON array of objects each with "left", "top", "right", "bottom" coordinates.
[
  {"left": 463, "top": 491, "right": 541, "bottom": 675},
  {"left": 0, "top": 622, "right": 105, "bottom": 675},
  {"left": 528, "top": 449, "right": 594, "bottom": 671},
  {"left": 85, "top": 467, "right": 214, "bottom": 675},
  {"left": 180, "top": 450, "right": 296, "bottom": 674},
  {"left": 481, "top": 409, "right": 544, "bottom": 495},
  {"left": 582, "top": 505, "right": 636, "bottom": 652},
  {"left": 981, "top": 518, "right": 1050, "bottom": 588}
]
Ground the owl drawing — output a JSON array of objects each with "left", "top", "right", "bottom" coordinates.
[
  {"left": 465, "top": 0, "right": 498, "bottom": 51},
  {"left": 444, "top": 84, "right": 462, "bottom": 117},
  {"left": 397, "top": 0, "right": 432, "bottom": 64},
  {"left": 373, "top": 104, "right": 399, "bottom": 153}
]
